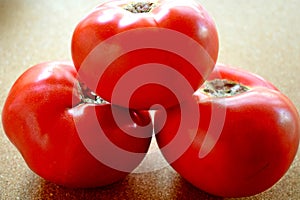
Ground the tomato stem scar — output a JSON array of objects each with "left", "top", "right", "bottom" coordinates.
[
  {"left": 123, "top": 1, "right": 156, "bottom": 13},
  {"left": 77, "top": 82, "right": 108, "bottom": 105},
  {"left": 202, "top": 79, "right": 249, "bottom": 97}
]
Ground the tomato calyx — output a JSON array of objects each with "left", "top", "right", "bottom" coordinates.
[
  {"left": 201, "top": 79, "right": 249, "bottom": 97},
  {"left": 77, "top": 82, "right": 108, "bottom": 105},
  {"left": 123, "top": 1, "right": 157, "bottom": 13}
]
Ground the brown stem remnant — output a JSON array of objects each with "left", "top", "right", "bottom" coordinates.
[
  {"left": 123, "top": 2, "right": 156, "bottom": 13},
  {"left": 77, "top": 82, "right": 108, "bottom": 105},
  {"left": 201, "top": 79, "right": 249, "bottom": 97}
]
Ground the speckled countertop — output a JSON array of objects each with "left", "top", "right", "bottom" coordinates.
[{"left": 0, "top": 0, "right": 299, "bottom": 199}]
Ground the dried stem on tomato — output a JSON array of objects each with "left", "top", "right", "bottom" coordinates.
[
  {"left": 202, "top": 79, "right": 249, "bottom": 97},
  {"left": 123, "top": 2, "right": 157, "bottom": 13},
  {"left": 77, "top": 82, "right": 108, "bottom": 104}
]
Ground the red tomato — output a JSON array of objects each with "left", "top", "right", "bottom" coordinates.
[
  {"left": 71, "top": 0, "right": 219, "bottom": 110},
  {"left": 2, "top": 61, "right": 153, "bottom": 188},
  {"left": 154, "top": 64, "right": 300, "bottom": 197}
]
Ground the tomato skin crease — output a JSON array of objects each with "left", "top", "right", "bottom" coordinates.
[
  {"left": 2, "top": 61, "right": 153, "bottom": 188},
  {"left": 154, "top": 63, "right": 300, "bottom": 197},
  {"left": 71, "top": 0, "right": 219, "bottom": 110}
]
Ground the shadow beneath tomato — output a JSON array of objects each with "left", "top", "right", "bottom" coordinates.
[
  {"left": 169, "top": 175, "right": 223, "bottom": 200},
  {"left": 34, "top": 167, "right": 223, "bottom": 200}
]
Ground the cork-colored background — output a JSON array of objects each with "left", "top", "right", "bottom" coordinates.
[{"left": 0, "top": 0, "right": 299, "bottom": 199}]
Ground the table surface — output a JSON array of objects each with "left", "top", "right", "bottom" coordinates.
[{"left": 0, "top": 0, "right": 299, "bottom": 199}]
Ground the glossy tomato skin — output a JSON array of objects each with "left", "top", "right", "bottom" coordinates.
[
  {"left": 2, "top": 62, "right": 153, "bottom": 188},
  {"left": 154, "top": 64, "right": 300, "bottom": 197},
  {"left": 71, "top": 0, "right": 219, "bottom": 110}
]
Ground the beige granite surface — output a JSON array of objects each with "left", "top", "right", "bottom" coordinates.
[{"left": 0, "top": 0, "right": 299, "bottom": 199}]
